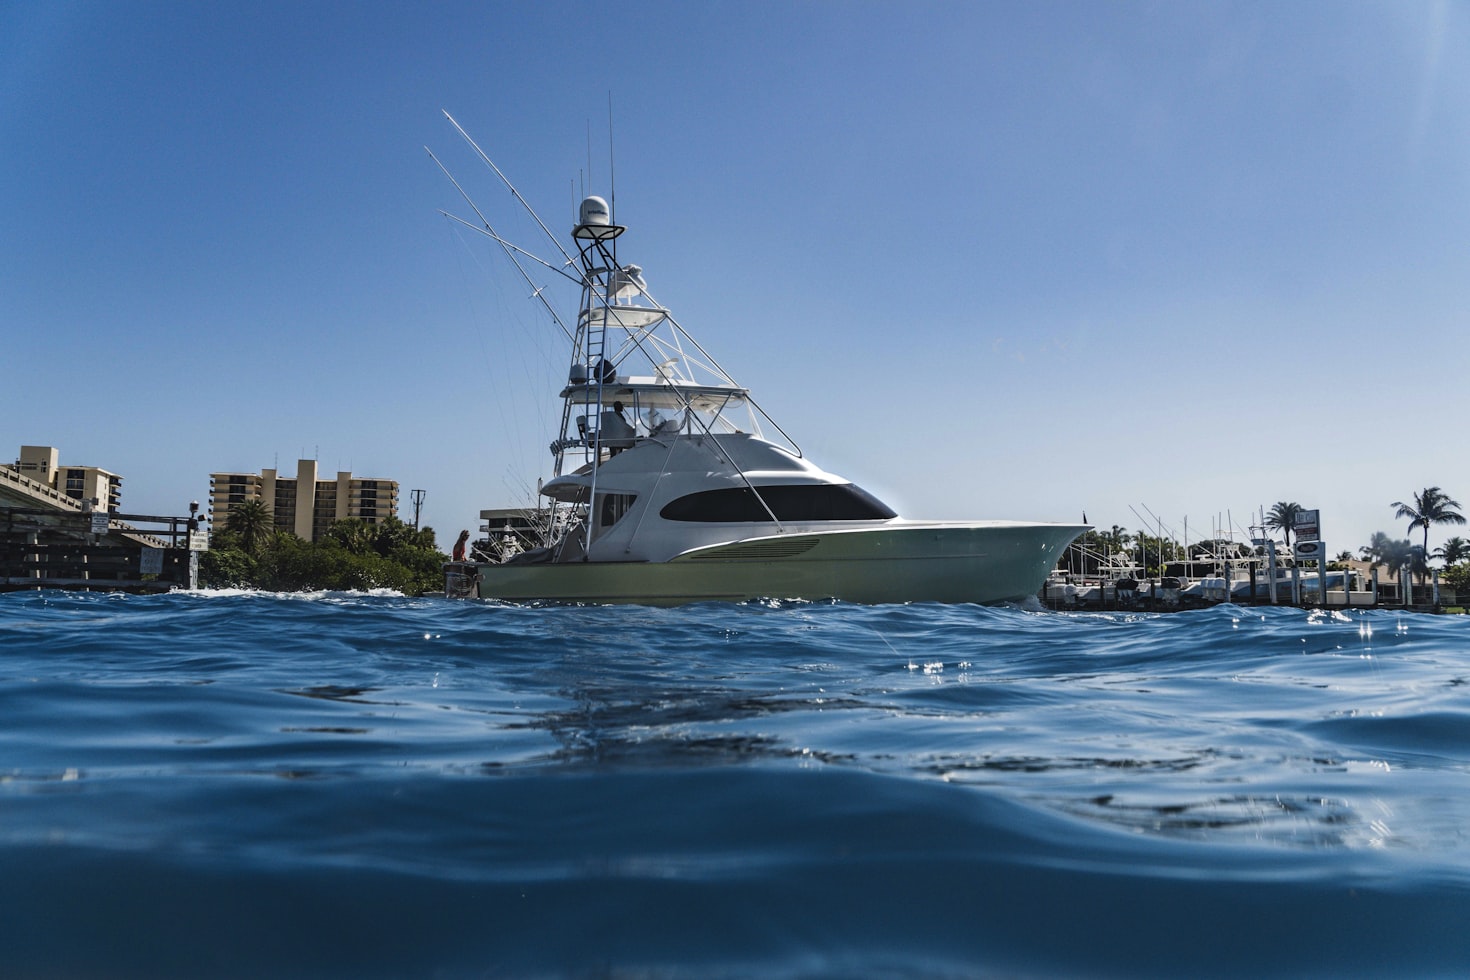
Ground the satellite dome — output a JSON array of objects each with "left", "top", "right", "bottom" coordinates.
[{"left": 579, "top": 196, "right": 611, "bottom": 226}]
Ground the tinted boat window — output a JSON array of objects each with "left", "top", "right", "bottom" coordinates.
[
  {"left": 659, "top": 484, "right": 896, "bottom": 523},
  {"left": 598, "top": 493, "right": 637, "bottom": 529}
]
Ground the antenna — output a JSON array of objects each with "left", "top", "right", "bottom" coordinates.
[{"left": 608, "top": 92, "right": 616, "bottom": 225}]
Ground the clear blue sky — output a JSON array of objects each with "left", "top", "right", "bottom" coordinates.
[{"left": 4, "top": 1, "right": 1468, "bottom": 557}]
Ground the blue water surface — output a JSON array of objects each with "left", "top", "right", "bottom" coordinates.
[{"left": 2, "top": 590, "right": 1469, "bottom": 978}]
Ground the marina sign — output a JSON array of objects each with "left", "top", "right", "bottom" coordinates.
[{"left": 1293, "top": 508, "right": 1320, "bottom": 542}]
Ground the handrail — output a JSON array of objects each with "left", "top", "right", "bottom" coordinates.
[{"left": 0, "top": 466, "right": 84, "bottom": 508}]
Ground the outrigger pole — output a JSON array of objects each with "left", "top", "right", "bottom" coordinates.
[
  {"left": 426, "top": 147, "right": 575, "bottom": 344},
  {"left": 442, "top": 110, "right": 581, "bottom": 275}
]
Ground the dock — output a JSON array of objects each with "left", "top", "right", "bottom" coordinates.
[
  {"left": 1, "top": 465, "right": 204, "bottom": 592},
  {"left": 1039, "top": 573, "right": 1457, "bottom": 614}
]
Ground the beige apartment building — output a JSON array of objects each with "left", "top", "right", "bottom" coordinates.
[
  {"left": 6, "top": 445, "right": 123, "bottom": 511},
  {"left": 209, "top": 459, "right": 399, "bottom": 542}
]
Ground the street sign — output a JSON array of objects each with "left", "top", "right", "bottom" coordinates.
[
  {"left": 188, "top": 530, "right": 210, "bottom": 552},
  {"left": 89, "top": 512, "right": 109, "bottom": 535}
]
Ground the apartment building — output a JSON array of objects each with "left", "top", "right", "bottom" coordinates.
[
  {"left": 209, "top": 459, "right": 399, "bottom": 542},
  {"left": 6, "top": 445, "right": 123, "bottom": 511}
]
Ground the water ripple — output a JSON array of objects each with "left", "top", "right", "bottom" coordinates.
[{"left": 4, "top": 590, "right": 1470, "bottom": 976}]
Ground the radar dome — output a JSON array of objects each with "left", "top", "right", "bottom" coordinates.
[{"left": 579, "top": 196, "right": 611, "bottom": 226}]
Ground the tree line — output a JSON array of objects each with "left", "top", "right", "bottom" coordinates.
[{"left": 199, "top": 498, "right": 445, "bottom": 595}]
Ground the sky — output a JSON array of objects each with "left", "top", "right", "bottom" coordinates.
[{"left": 3, "top": 1, "right": 1468, "bottom": 557}]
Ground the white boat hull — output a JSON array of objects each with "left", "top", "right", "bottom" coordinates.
[{"left": 456, "top": 522, "right": 1087, "bottom": 605}]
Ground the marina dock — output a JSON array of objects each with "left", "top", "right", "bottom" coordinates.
[
  {"left": 1039, "top": 572, "right": 1456, "bottom": 614},
  {"left": 0, "top": 472, "right": 204, "bottom": 593}
]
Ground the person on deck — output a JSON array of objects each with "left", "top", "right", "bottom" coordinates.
[{"left": 452, "top": 529, "right": 470, "bottom": 562}]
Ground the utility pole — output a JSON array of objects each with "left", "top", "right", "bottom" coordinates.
[{"left": 411, "top": 489, "right": 426, "bottom": 530}]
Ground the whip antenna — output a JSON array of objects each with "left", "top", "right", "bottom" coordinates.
[{"left": 608, "top": 92, "right": 616, "bottom": 225}]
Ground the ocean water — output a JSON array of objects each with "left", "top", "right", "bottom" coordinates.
[{"left": 2, "top": 591, "right": 1469, "bottom": 979}]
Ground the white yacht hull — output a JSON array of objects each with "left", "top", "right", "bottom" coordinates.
[{"left": 457, "top": 522, "right": 1087, "bottom": 605}]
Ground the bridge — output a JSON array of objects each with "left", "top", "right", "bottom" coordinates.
[{"left": 0, "top": 465, "right": 203, "bottom": 592}]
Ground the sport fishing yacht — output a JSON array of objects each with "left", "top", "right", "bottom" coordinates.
[{"left": 439, "top": 137, "right": 1084, "bottom": 604}]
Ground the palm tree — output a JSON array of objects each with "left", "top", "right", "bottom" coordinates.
[
  {"left": 1265, "top": 501, "right": 1303, "bottom": 551},
  {"left": 1433, "top": 536, "right": 1470, "bottom": 568},
  {"left": 226, "top": 498, "right": 276, "bottom": 556},
  {"left": 1359, "top": 531, "right": 1394, "bottom": 566},
  {"left": 1360, "top": 532, "right": 1422, "bottom": 592},
  {"left": 1391, "top": 487, "right": 1466, "bottom": 580},
  {"left": 325, "top": 518, "right": 376, "bottom": 555}
]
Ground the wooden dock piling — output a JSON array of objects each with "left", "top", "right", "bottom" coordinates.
[{"left": 0, "top": 506, "right": 203, "bottom": 593}]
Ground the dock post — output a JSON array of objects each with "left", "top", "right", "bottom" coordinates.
[{"left": 1264, "top": 542, "right": 1279, "bottom": 604}]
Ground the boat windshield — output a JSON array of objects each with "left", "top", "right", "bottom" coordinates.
[{"left": 565, "top": 381, "right": 762, "bottom": 440}]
